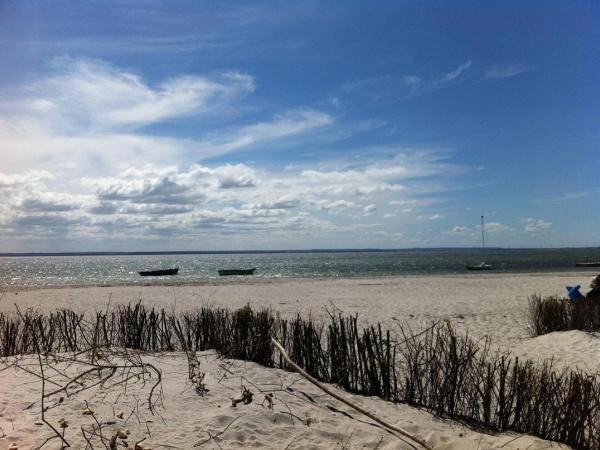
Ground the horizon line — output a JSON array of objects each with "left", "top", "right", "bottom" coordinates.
[{"left": 1, "top": 246, "right": 599, "bottom": 257}]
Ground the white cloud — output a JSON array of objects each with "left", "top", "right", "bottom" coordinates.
[
  {"left": 0, "top": 147, "right": 460, "bottom": 248},
  {"left": 212, "top": 164, "right": 258, "bottom": 189},
  {"left": 339, "top": 61, "right": 473, "bottom": 103},
  {"left": 297, "top": 151, "right": 450, "bottom": 199},
  {"left": 449, "top": 226, "right": 469, "bottom": 235},
  {"left": 522, "top": 217, "right": 552, "bottom": 233},
  {"left": 16, "top": 57, "right": 255, "bottom": 131},
  {"left": 0, "top": 58, "right": 333, "bottom": 177},
  {"left": 193, "top": 109, "right": 333, "bottom": 158},
  {"left": 484, "top": 222, "right": 511, "bottom": 233},
  {"left": 85, "top": 163, "right": 258, "bottom": 207},
  {"left": 484, "top": 63, "right": 531, "bottom": 80},
  {"left": 439, "top": 60, "right": 472, "bottom": 83},
  {"left": 389, "top": 199, "right": 418, "bottom": 207},
  {"left": 119, "top": 204, "right": 193, "bottom": 215},
  {"left": 246, "top": 195, "right": 300, "bottom": 210},
  {"left": 363, "top": 204, "right": 376, "bottom": 214},
  {"left": 0, "top": 57, "right": 470, "bottom": 250},
  {"left": 313, "top": 199, "right": 357, "bottom": 213},
  {"left": 417, "top": 213, "right": 444, "bottom": 221},
  {"left": 0, "top": 170, "right": 54, "bottom": 189}
]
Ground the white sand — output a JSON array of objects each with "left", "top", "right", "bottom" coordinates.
[
  {"left": 2, "top": 271, "right": 595, "bottom": 348},
  {"left": 0, "top": 352, "right": 564, "bottom": 450},
  {"left": 1, "top": 271, "right": 597, "bottom": 449}
]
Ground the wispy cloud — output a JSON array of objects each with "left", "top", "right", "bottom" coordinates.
[
  {"left": 0, "top": 56, "right": 469, "bottom": 249},
  {"left": 0, "top": 57, "right": 335, "bottom": 176},
  {"left": 533, "top": 190, "right": 592, "bottom": 204},
  {"left": 339, "top": 60, "right": 473, "bottom": 103},
  {"left": 193, "top": 109, "right": 333, "bottom": 158},
  {"left": 14, "top": 57, "right": 255, "bottom": 131},
  {"left": 554, "top": 191, "right": 590, "bottom": 202},
  {"left": 438, "top": 60, "right": 472, "bottom": 84},
  {"left": 483, "top": 63, "right": 531, "bottom": 80}
]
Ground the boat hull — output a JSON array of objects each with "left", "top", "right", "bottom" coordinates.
[
  {"left": 575, "top": 262, "right": 600, "bottom": 268},
  {"left": 466, "top": 264, "right": 493, "bottom": 271},
  {"left": 139, "top": 268, "right": 179, "bottom": 276},
  {"left": 218, "top": 268, "right": 257, "bottom": 276}
]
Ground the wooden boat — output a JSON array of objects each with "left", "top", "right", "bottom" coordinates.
[
  {"left": 575, "top": 262, "right": 600, "bottom": 268},
  {"left": 218, "top": 268, "right": 257, "bottom": 276},
  {"left": 139, "top": 268, "right": 179, "bottom": 276},
  {"left": 466, "top": 262, "right": 493, "bottom": 271}
]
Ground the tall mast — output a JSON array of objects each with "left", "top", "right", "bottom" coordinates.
[{"left": 481, "top": 215, "right": 485, "bottom": 249}]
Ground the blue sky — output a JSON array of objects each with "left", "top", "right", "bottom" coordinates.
[{"left": 0, "top": 1, "right": 598, "bottom": 251}]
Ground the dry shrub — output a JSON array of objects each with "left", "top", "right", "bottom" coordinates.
[
  {"left": 528, "top": 294, "right": 600, "bottom": 335},
  {"left": 1, "top": 305, "right": 599, "bottom": 449}
]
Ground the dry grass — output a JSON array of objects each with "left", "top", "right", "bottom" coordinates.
[
  {"left": 528, "top": 294, "right": 600, "bottom": 335},
  {"left": 1, "top": 303, "right": 598, "bottom": 449}
]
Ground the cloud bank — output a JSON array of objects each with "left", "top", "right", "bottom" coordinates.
[{"left": 0, "top": 57, "right": 493, "bottom": 250}]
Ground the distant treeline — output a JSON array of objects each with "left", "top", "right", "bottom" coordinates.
[{"left": 1, "top": 304, "right": 598, "bottom": 449}]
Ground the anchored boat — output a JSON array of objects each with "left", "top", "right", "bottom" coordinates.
[
  {"left": 466, "top": 215, "right": 493, "bottom": 271},
  {"left": 218, "top": 268, "right": 257, "bottom": 276},
  {"left": 139, "top": 268, "right": 179, "bottom": 276},
  {"left": 466, "top": 261, "right": 493, "bottom": 271}
]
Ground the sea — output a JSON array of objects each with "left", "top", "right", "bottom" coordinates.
[{"left": 1, "top": 248, "right": 599, "bottom": 289}]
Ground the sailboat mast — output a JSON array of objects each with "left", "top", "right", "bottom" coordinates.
[{"left": 481, "top": 215, "right": 485, "bottom": 249}]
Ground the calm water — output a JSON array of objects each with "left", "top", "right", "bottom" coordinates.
[{"left": 1, "top": 248, "right": 599, "bottom": 289}]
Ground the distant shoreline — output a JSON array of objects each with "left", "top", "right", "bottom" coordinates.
[{"left": 1, "top": 246, "right": 598, "bottom": 257}]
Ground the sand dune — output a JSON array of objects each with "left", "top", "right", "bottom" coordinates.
[
  {"left": 0, "top": 352, "right": 563, "bottom": 450},
  {"left": 1, "top": 271, "right": 597, "bottom": 449}
]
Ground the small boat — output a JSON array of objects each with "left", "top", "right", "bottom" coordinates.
[
  {"left": 218, "top": 268, "right": 257, "bottom": 276},
  {"left": 466, "top": 215, "right": 493, "bottom": 271},
  {"left": 139, "top": 268, "right": 179, "bottom": 276},
  {"left": 575, "top": 262, "right": 600, "bottom": 268},
  {"left": 467, "top": 262, "right": 493, "bottom": 271}
]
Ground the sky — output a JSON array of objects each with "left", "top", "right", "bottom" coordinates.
[{"left": 0, "top": 0, "right": 599, "bottom": 252}]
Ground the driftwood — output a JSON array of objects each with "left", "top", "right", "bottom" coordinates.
[{"left": 271, "top": 337, "right": 433, "bottom": 450}]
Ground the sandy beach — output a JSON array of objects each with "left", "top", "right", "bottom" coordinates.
[
  {"left": 2, "top": 271, "right": 596, "bottom": 350},
  {"left": 1, "top": 271, "right": 598, "bottom": 449},
  {"left": 3, "top": 0, "right": 599, "bottom": 446}
]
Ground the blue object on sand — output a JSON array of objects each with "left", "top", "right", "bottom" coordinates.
[{"left": 566, "top": 285, "right": 585, "bottom": 302}]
